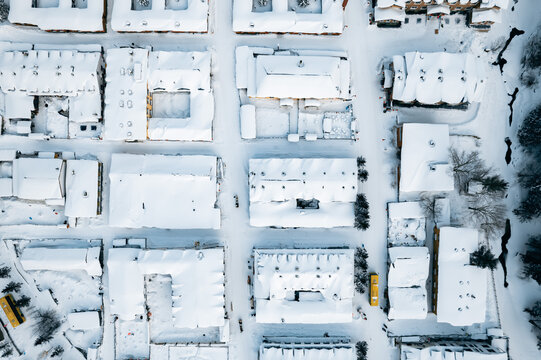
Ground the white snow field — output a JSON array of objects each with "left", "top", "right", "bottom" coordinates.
[{"left": 0, "top": 0, "right": 539, "bottom": 360}]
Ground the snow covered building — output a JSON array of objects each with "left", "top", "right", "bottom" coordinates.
[
  {"left": 0, "top": 44, "right": 103, "bottom": 139},
  {"left": 108, "top": 247, "right": 225, "bottom": 327},
  {"left": 385, "top": 51, "right": 486, "bottom": 108},
  {"left": 400, "top": 339, "right": 507, "bottom": 360},
  {"left": 388, "top": 246, "right": 429, "bottom": 320},
  {"left": 108, "top": 246, "right": 226, "bottom": 359},
  {"left": 8, "top": 0, "right": 105, "bottom": 32},
  {"left": 150, "top": 345, "right": 228, "bottom": 360},
  {"left": 103, "top": 48, "right": 213, "bottom": 141},
  {"left": 249, "top": 158, "right": 358, "bottom": 228},
  {"left": 398, "top": 123, "right": 454, "bottom": 196},
  {"left": 111, "top": 0, "right": 209, "bottom": 33},
  {"left": 253, "top": 249, "right": 354, "bottom": 324},
  {"left": 0, "top": 150, "right": 102, "bottom": 223},
  {"left": 373, "top": 1, "right": 509, "bottom": 30},
  {"left": 433, "top": 227, "right": 487, "bottom": 326},
  {"left": 20, "top": 246, "right": 102, "bottom": 276},
  {"left": 259, "top": 338, "right": 354, "bottom": 360},
  {"left": 234, "top": 0, "right": 346, "bottom": 34},
  {"left": 388, "top": 201, "right": 427, "bottom": 246},
  {"left": 108, "top": 154, "right": 221, "bottom": 229},
  {"left": 236, "top": 47, "right": 354, "bottom": 141}
]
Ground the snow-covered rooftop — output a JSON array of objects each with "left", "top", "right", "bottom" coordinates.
[
  {"left": 400, "top": 343, "right": 507, "bottom": 360},
  {"left": 12, "top": 158, "right": 65, "bottom": 202},
  {"left": 108, "top": 154, "right": 220, "bottom": 229},
  {"left": 399, "top": 123, "right": 454, "bottom": 194},
  {"left": 0, "top": 49, "right": 100, "bottom": 96},
  {"left": 260, "top": 340, "right": 354, "bottom": 360},
  {"left": 392, "top": 52, "right": 486, "bottom": 105},
  {"left": 388, "top": 247, "right": 429, "bottom": 320},
  {"left": 20, "top": 246, "right": 102, "bottom": 276},
  {"left": 67, "top": 311, "right": 101, "bottom": 330},
  {"left": 103, "top": 48, "right": 213, "bottom": 141},
  {"left": 8, "top": 0, "right": 105, "bottom": 32},
  {"left": 0, "top": 47, "right": 102, "bottom": 130},
  {"left": 108, "top": 247, "right": 225, "bottom": 328},
  {"left": 436, "top": 227, "right": 487, "bottom": 326},
  {"left": 388, "top": 247, "right": 429, "bottom": 288},
  {"left": 236, "top": 47, "right": 350, "bottom": 100},
  {"left": 254, "top": 249, "right": 354, "bottom": 324},
  {"left": 233, "top": 0, "right": 344, "bottom": 34},
  {"left": 64, "top": 160, "right": 99, "bottom": 218},
  {"left": 111, "top": 0, "right": 208, "bottom": 33},
  {"left": 249, "top": 158, "right": 357, "bottom": 228},
  {"left": 388, "top": 201, "right": 427, "bottom": 245},
  {"left": 151, "top": 345, "right": 228, "bottom": 360}
]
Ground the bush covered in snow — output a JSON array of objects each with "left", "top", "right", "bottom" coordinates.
[
  {"left": 470, "top": 245, "right": 498, "bottom": 270},
  {"left": 354, "top": 194, "right": 370, "bottom": 230},
  {"left": 521, "top": 235, "right": 541, "bottom": 285}
]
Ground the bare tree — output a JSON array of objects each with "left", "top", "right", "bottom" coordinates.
[
  {"left": 450, "top": 149, "right": 491, "bottom": 193},
  {"left": 419, "top": 193, "right": 442, "bottom": 219},
  {"left": 32, "top": 309, "right": 61, "bottom": 346},
  {"left": 467, "top": 194, "right": 506, "bottom": 238}
]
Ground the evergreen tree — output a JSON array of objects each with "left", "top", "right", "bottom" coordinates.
[
  {"left": 480, "top": 175, "right": 509, "bottom": 194},
  {"left": 15, "top": 295, "right": 31, "bottom": 308},
  {"left": 0, "top": 1, "right": 8, "bottom": 23},
  {"left": 525, "top": 301, "right": 541, "bottom": 319},
  {"left": 50, "top": 345, "right": 64, "bottom": 357},
  {"left": 517, "top": 105, "right": 541, "bottom": 154},
  {"left": 354, "top": 248, "right": 369, "bottom": 271},
  {"left": 522, "top": 235, "right": 541, "bottom": 285},
  {"left": 354, "top": 194, "right": 370, "bottom": 230},
  {"left": 470, "top": 245, "right": 498, "bottom": 270},
  {"left": 0, "top": 266, "right": 10, "bottom": 278},
  {"left": 356, "top": 341, "right": 368, "bottom": 360},
  {"left": 354, "top": 272, "right": 369, "bottom": 294},
  {"left": 2, "top": 281, "right": 22, "bottom": 294}
]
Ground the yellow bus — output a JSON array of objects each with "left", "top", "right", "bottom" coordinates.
[
  {"left": 0, "top": 294, "right": 25, "bottom": 328},
  {"left": 369, "top": 274, "right": 379, "bottom": 307}
]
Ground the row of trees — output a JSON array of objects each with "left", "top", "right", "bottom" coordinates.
[
  {"left": 354, "top": 247, "right": 369, "bottom": 294},
  {"left": 521, "top": 26, "right": 541, "bottom": 87},
  {"left": 515, "top": 105, "right": 541, "bottom": 222},
  {"left": 519, "top": 34, "right": 541, "bottom": 350}
]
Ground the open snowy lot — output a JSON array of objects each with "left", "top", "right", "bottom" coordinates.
[{"left": 0, "top": 0, "right": 539, "bottom": 359}]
